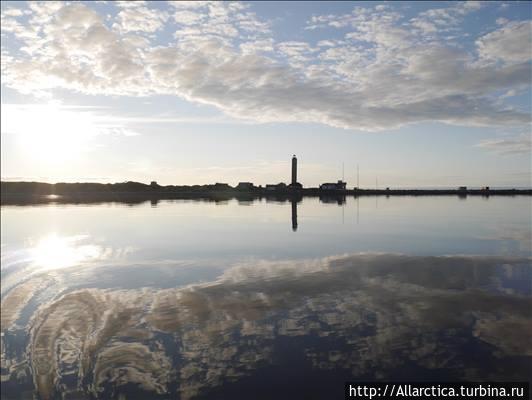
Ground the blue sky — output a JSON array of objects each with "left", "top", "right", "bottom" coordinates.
[{"left": 1, "top": 1, "right": 531, "bottom": 187}]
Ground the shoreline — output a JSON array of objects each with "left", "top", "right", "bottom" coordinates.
[
  {"left": 2, "top": 187, "right": 531, "bottom": 206},
  {"left": 2, "top": 180, "right": 530, "bottom": 206}
]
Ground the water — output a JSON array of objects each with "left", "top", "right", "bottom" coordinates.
[{"left": 1, "top": 196, "right": 531, "bottom": 399}]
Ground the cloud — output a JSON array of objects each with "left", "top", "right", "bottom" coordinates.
[
  {"left": 496, "top": 17, "right": 509, "bottom": 26},
  {"left": 1, "top": 2, "right": 531, "bottom": 132},
  {"left": 476, "top": 20, "right": 532, "bottom": 64},
  {"left": 408, "top": 1, "right": 483, "bottom": 35},
  {"left": 113, "top": 4, "right": 168, "bottom": 33},
  {"left": 173, "top": 9, "right": 205, "bottom": 25},
  {"left": 240, "top": 38, "right": 274, "bottom": 55},
  {"left": 476, "top": 134, "right": 532, "bottom": 155},
  {"left": 145, "top": 43, "right": 529, "bottom": 130},
  {"left": 2, "top": 8, "right": 24, "bottom": 17}
]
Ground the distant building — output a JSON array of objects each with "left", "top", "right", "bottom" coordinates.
[
  {"left": 266, "top": 183, "right": 287, "bottom": 191},
  {"left": 236, "top": 182, "right": 254, "bottom": 191},
  {"left": 458, "top": 186, "right": 467, "bottom": 191},
  {"left": 481, "top": 186, "right": 490, "bottom": 191},
  {"left": 150, "top": 181, "right": 159, "bottom": 187},
  {"left": 320, "top": 180, "right": 347, "bottom": 191},
  {"left": 213, "top": 183, "right": 232, "bottom": 190}
]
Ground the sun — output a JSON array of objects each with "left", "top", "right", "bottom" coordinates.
[{"left": 3, "top": 103, "right": 100, "bottom": 166}]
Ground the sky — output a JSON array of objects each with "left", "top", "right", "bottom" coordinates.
[{"left": 1, "top": 1, "right": 531, "bottom": 188}]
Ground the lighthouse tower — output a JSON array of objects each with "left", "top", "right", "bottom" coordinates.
[
  {"left": 289, "top": 155, "right": 302, "bottom": 189},
  {"left": 291, "top": 155, "right": 297, "bottom": 185}
]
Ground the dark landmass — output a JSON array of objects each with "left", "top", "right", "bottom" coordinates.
[{"left": 1, "top": 181, "right": 530, "bottom": 206}]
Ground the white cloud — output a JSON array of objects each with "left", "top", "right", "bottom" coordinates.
[
  {"left": 277, "top": 41, "right": 317, "bottom": 66},
  {"left": 167, "top": 1, "right": 208, "bottom": 11},
  {"left": 2, "top": 8, "right": 24, "bottom": 17},
  {"left": 1, "top": 2, "right": 531, "bottom": 132},
  {"left": 143, "top": 40, "right": 528, "bottom": 130},
  {"left": 476, "top": 20, "right": 532, "bottom": 64},
  {"left": 476, "top": 134, "right": 532, "bottom": 155},
  {"left": 408, "top": 1, "right": 483, "bottom": 36},
  {"left": 2, "top": 3, "right": 147, "bottom": 95},
  {"left": 410, "top": 19, "right": 438, "bottom": 34},
  {"left": 114, "top": 1, "right": 147, "bottom": 9},
  {"left": 113, "top": 5, "right": 168, "bottom": 33},
  {"left": 496, "top": 17, "right": 509, "bottom": 26},
  {"left": 316, "top": 40, "right": 336, "bottom": 47},
  {"left": 168, "top": 1, "right": 269, "bottom": 45},
  {"left": 240, "top": 39, "right": 274, "bottom": 55},
  {"left": 27, "top": 1, "right": 65, "bottom": 25},
  {"left": 173, "top": 10, "right": 205, "bottom": 26}
]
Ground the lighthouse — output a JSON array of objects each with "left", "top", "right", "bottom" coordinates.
[
  {"left": 289, "top": 155, "right": 302, "bottom": 189},
  {"left": 291, "top": 155, "right": 297, "bottom": 185}
]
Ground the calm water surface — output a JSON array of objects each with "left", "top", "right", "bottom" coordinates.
[{"left": 1, "top": 196, "right": 531, "bottom": 399}]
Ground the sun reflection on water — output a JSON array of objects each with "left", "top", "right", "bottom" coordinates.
[{"left": 29, "top": 234, "right": 102, "bottom": 271}]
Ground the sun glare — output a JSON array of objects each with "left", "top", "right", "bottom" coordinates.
[
  {"left": 3, "top": 103, "right": 100, "bottom": 165},
  {"left": 30, "top": 234, "right": 101, "bottom": 272}
]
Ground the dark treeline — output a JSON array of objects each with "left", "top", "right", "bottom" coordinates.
[
  {"left": 1, "top": 181, "right": 531, "bottom": 207},
  {"left": 1, "top": 181, "right": 236, "bottom": 194},
  {"left": 0, "top": 181, "right": 297, "bottom": 206}
]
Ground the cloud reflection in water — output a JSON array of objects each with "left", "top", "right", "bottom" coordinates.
[{"left": 1, "top": 253, "right": 531, "bottom": 399}]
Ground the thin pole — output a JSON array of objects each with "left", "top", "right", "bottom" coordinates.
[
  {"left": 357, "top": 164, "right": 359, "bottom": 188},
  {"left": 356, "top": 196, "right": 359, "bottom": 224}
]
